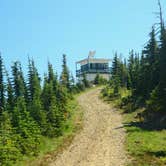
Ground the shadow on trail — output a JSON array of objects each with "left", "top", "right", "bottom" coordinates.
[
  {"left": 114, "top": 118, "right": 166, "bottom": 131},
  {"left": 114, "top": 122, "right": 166, "bottom": 159},
  {"left": 146, "top": 151, "right": 166, "bottom": 157},
  {"left": 122, "top": 121, "right": 166, "bottom": 131}
]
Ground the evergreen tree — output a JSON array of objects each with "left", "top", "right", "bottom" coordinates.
[
  {"left": 118, "top": 59, "right": 128, "bottom": 87},
  {"left": 110, "top": 53, "right": 127, "bottom": 94},
  {"left": 69, "top": 72, "right": 75, "bottom": 93},
  {"left": 94, "top": 73, "right": 107, "bottom": 85},
  {"left": 48, "top": 62, "right": 54, "bottom": 83},
  {"left": 113, "top": 76, "right": 120, "bottom": 96},
  {"left": 148, "top": 27, "right": 159, "bottom": 89},
  {"left": 46, "top": 86, "right": 63, "bottom": 137},
  {"left": 6, "top": 72, "right": 14, "bottom": 112},
  {"left": 27, "top": 58, "right": 34, "bottom": 102},
  {"left": 42, "top": 77, "right": 63, "bottom": 137},
  {"left": 94, "top": 73, "right": 100, "bottom": 85},
  {"left": 82, "top": 73, "right": 90, "bottom": 88},
  {"left": 42, "top": 63, "right": 65, "bottom": 137},
  {"left": 139, "top": 27, "right": 159, "bottom": 98},
  {"left": 60, "top": 54, "right": 70, "bottom": 90},
  {"left": 0, "top": 55, "right": 5, "bottom": 113},
  {"left": 42, "top": 64, "right": 57, "bottom": 112},
  {"left": 53, "top": 72, "right": 58, "bottom": 94},
  {"left": 11, "top": 62, "right": 27, "bottom": 101},
  {"left": 56, "top": 84, "right": 68, "bottom": 114},
  {"left": 127, "top": 50, "right": 135, "bottom": 89},
  {"left": 0, "top": 53, "right": 82, "bottom": 164},
  {"left": 12, "top": 97, "right": 41, "bottom": 155},
  {"left": 158, "top": 25, "right": 166, "bottom": 111},
  {"left": 149, "top": 24, "right": 166, "bottom": 113},
  {"left": 0, "top": 112, "right": 21, "bottom": 165},
  {"left": 135, "top": 53, "right": 146, "bottom": 98},
  {"left": 111, "top": 53, "right": 120, "bottom": 78},
  {"left": 27, "top": 59, "right": 46, "bottom": 133},
  {"left": 47, "top": 62, "right": 59, "bottom": 94}
]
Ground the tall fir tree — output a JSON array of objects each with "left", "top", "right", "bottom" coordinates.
[
  {"left": 0, "top": 111, "right": 21, "bottom": 165},
  {"left": 111, "top": 52, "right": 120, "bottom": 78},
  {"left": 12, "top": 97, "right": 41, "bottom": 155},
  {"left": 60, "top": 54, "right": 70, "bottom": 90},
  {"left": 42, "top": 77, "right": 63, "bottom": 137},
  {"left": 6, "top": 71, "right": 14, "bottom": 112},
  {"left": 82, "top": 73, "right": 90, "bottom": 88},
  {"left": 0, "top": 55, "right": 5, "bottom": 113},
  {"left": 158, "top": 24, "right": 166, "bottom": 111},
  {"left": 127, "top": 50, "right": 135, "bottom": 89},
  {"left": 140, "top": 27, "right": 159, "bottom": 98},
  {"left": 11, "top": 62, "right": 26, "bottom": 101},
  {"left": 27, "top": 59, "right": 46, "bottom": 133}
]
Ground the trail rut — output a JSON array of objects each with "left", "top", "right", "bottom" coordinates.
[{"left": 49, "top": 88, "right": 127, "bottom": 166}]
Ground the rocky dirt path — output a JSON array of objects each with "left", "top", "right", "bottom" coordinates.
[{"left": 49, "top": 88, "right": 127, "bottom": 166}]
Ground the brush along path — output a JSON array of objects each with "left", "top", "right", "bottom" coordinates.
[{"left": 50, "top": 88, "right": 127, "bottom": 166}]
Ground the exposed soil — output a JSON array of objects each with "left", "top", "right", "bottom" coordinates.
[{"left": 49, "top": 88, "right": 127, "bottom": 166}]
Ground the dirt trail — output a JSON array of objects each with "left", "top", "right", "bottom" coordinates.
[{"left": 49, "top": 88, "right": 127, "bottom": 166}]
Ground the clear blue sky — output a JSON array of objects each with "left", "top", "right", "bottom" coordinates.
[{"left": 0, "top": 0, "right": 165, "bottom": 78}]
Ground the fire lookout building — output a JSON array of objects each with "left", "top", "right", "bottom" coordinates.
[{"left": 76, "top": 52, "right": 111, "bottom": 82}]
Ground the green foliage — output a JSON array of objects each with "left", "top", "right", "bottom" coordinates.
[
  {"left": 128, "top": 51, "right": 140, "bottom": 92},
  {"left": 29, "top": 99, "right": 47, "bottom": 134},
  {"left": 156, "top": 27, "right": 166, "bottom": 112},
  {"left": 0, "top": 53, "right": 79, "bottom": 164},
  {"left": 107, "top": 53, "right": 129, "bottom": 98},
  {"left": 76, "top": 82, "right": 86, "bottom": 92},
  {"left": 42, "top": 67, "right": 65, "bottom": 137},
  {"left": 82, "top": 73, "right": 90, "bottom": 88},
  {"left": 0, "top": 112, "right": 22, "bottom": 165},
  {"left": 11, "top": 62, "right": 27, "bottom": 101},
  {"left": 0, "top": 55, "right": 5, "bottom": 113},
  {"left": 12, "top": 97, "right": 41, "bottom": 156},
  {"left": 18, "top": 99, "right": 83, "bottom": 166},
  {"left": 60, "top": 54, "right": 70, "bottom": 90},
  {"left": 103, "top": 85, "right": 166, "bottom": 166},
  {"left": 94, "top": 73, "right": 107, "bottom": 85},
  {"left": 134, "top": 27, "right": 159, "bottom": 100},
  {"left": 105, "top": 19, "right": 166, "bottom": 127},
  {"left": 27, "top": 59, "right": 47, "bottom": 133},
  {"left": 56, "top": 84, "right": 69, "bottom": 113},
  {"left": 6, "top": 73, "right": 14, "bottom": 112},
  {"left": 102, "top": 13, "right": 166, "bottom": 163},
  {"left": 147, "top": 86, "right": 162, "bottom": 112},
  {"left": 46, "top": 104, "right": 63, "bottom": 137},
  {"left": 94, "top": 73, "right": 100, "bottom": 84},
  {"left": 123, "top": 110, "right": 166, "bottom": 166},
  {"left": 113, "top": 76, "right": 120, "bottom": 96},
  {"left": 111, "top": 52, "right": 119, "bottom": 77},
  {"left": 104, "top": 3, "right": 166, "bottom": 165}
]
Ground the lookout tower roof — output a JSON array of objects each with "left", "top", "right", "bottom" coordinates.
[
  {"left": 76, "top": 58, "right": 111, "bottom": 65},
  {"left": 76, "top": 51, "right": 111, "bottom": 65}
]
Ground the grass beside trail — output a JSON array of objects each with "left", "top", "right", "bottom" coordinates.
[
  {"left": 123, "top": 110, "right": 166, "bottom": 166},
  {"left": 15, "top": 98, "right": 83, "bottom": 166},
  {"left": 102, "top": 88, "right": 166, "bottom": 166}
]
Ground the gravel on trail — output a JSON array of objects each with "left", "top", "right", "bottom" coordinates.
[{"left": 49, "top": 88, "right": 128, "bottom": 166}]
